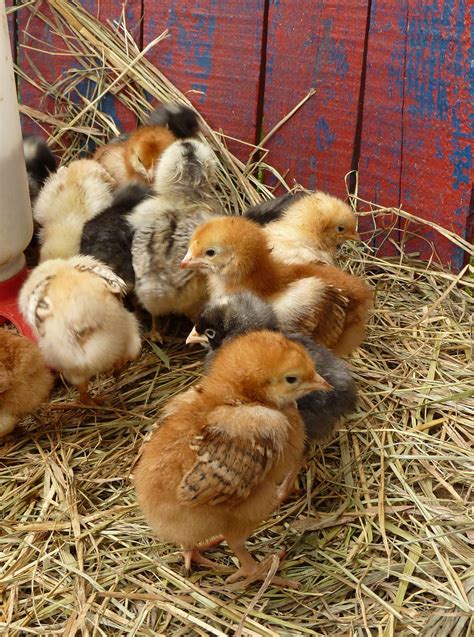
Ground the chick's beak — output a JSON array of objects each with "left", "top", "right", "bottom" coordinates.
[
  {"left": 305, "top": 373, "right": 332, "bottom": 392},
  {"left": 180, "top": 250, "right": 202, "bottom": 270},
  {"left": 185, "top": 326, "right": 209, "bottom": 345},
  {"left": 346, "top": 230, "right": 361, "bottom": 241}
]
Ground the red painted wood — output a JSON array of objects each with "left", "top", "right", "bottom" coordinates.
[
  {"left": 357, "top": 1, "right": 408, "bottom": 255},
  {"left": 261, "top": 0, "right": 368, "bottom": 199},
  {"left": 17, "top": 0, "right": 141, "bottom": 143},
  {"left": 142, "top": 0, "right": 266, "bottom": 160},
  {"left": 399, "top": 0, "right": 472, "bottom": 269}
]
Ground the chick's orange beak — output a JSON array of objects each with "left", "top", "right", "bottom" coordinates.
[
  {"left": 305, "top": 373, "right": 332, "bottom": 392},
  {"left": 180, "top": 250, "right": 203, "bottom": 270},
  {"left": 346, "top": 230, "right": 361, "bottom": 241},
  {"left": 185, "top": 326, "right": 209, "bottom": 345}
]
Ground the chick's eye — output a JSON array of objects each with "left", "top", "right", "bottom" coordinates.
[
  {"left": 204, "top": 328, "right": 216, "bottom": 339},
  {"left": 337, "top": 226, "right": 345, "bottom": 232},
  {"left": 285, "top": 375, "right": 298, "bottom": 385},
  {"left": 205, "top": 248, "right": 216, "bottom": 258}
]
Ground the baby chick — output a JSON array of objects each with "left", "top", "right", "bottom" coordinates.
[
  {"left": 134, "top": 330, "right": 330, "bottom": 586},
  {"left": 19, "top": 255, "right": 141, "bottom": 404},
  {"left": 23, "top": 135, "right": 57, "bottom": 205},
  {"left": 247, "top": 191, "right": 360, "bottom": 265},
  {"left": 80, "top": 183, "right": 152, "bottom": 289},
  {"left": 187, "top": 292, "right": 356, "bottom": 443},
  {"left": 94, "top": 124, "right": 176, "bottom": 186},
  {"left": 0, "top": 329, "right": 53, "bottom": 436},
  {"left": 181, "top": 216, "right": 373, "bottom": 356},
  {"left": 33, "top": 159, "right": 115, "bottom": 262},
  {"left": 131, "top": 139, "right": 221, "bottom": 341}
]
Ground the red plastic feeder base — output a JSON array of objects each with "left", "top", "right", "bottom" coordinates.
[{"left": 0, "top": 265, "right": 35, "bottom": 340}]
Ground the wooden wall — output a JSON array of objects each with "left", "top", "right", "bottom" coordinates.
[{"left": 8, "top": 0, "right": 473, "bottom": 269}]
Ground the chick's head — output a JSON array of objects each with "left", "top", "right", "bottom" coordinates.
[
  {"left": 181, "top": 216, "right": 267, "bottom": 277},
  {"left": 206, "top": 330, "right": 331, "bottom": 408},
  {"left": 127, "top": 126, "right": 175, "bottom": 183},
  {"left": 292, "top": 192, "right": 360, "bottom": 251},
  {"left": 187, "top": 292, "right": 279, "bottom": 349}
]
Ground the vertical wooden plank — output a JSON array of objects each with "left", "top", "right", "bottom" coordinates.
[
  {"left": 261, "top": 0, "right": 368, "bottom": 199},
  {"left": 143, "top": 0, "right": 266, "bottom": 160},
  {"left": 17, "top": 0, "right": 141, "bottom": 140},
  {"left": 400, "top": 0, "right": 472, "bottom": 268},
  {"left": 357, "top": 0, "right": 407, "bottom": 253}
]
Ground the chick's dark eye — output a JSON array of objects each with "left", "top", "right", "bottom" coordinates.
[
  {"left": 337, "top": 226, "right": 345, "bottom": 232},
  {"left": 285, "top": 375, "right": 298, "bottom": 385},
  {"left": 205, "top": 248, "right": 216, "bottom": 257},
  {"left": 204, "top": 328, "right": 216, "bottom": 339}
]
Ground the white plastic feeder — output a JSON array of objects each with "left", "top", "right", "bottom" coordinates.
[{"left": 0, "top": 0, "right": 35, "bottom": 338}]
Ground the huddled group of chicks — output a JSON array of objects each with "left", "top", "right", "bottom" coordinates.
[{"left": 1, "top": 103, "right": 373, "bottom": 587}]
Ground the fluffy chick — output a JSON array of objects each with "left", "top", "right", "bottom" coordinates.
[
  {"left": 146, "top": 103, "right": 200, "bottom": 138},
  {"left": 134, "top": 330, "right": 329, "bottom": 586},
  {"left": 182, "top": 216, "right": 373, "bottom": 356},
  {"left": 33, "top": 159, "right": 115, "bottom": 262},
  {"left": 19, "top": 256, "right": 141, "bottom": 404},
  {"left": 94, "top": 125, "right": 176, "bottom": 185},
  {"left": 0, "top": 330, "right": 53, "bottom": 436},
  {"left": 23, "top": 135, "right": 57, "bottom": 205},
  {"left": 188, "top": 292, "right": 356, "bottom": 443},
  {"left": 250, "top": 191, "right": 360, "bottom": 265},
  {"left": 80, "top": 183, "right": 152, "bottom": 288},
  {"left": 130, "top": 139, "right": 221, "bottom": 341}
]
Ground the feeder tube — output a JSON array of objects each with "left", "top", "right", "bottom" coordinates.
[{"left": 0, "top": 0, "right": 33, "bottom": 282}]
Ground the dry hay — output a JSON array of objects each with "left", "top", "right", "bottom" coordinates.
[{"left": 1, "top": 1, "right": 473, "bottom": 635}]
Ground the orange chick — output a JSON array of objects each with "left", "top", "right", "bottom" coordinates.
[
  {"left": 134, "top": 330, "right": 330, "bottom": 586},
  {"left": 263, "top": 191, "right": 360, "bottom": 265},
  {"left": 94, "top": 125, "right": 176, "bottom": 186},
  {"left": 181, "top": 216, "right": 373, "bottom": 356},
  {"left": 0, "top": 330, "right": 53, "bottom": 436}
]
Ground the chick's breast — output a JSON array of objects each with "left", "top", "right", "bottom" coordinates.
[{"left": 132, "top": 206, "right": 214, "bottom": 318}]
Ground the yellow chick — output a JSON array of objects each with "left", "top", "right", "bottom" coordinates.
[
  {"left": 33, "top": 159, "right": 115, "bottom": 262},
  {"left": 19, "top": 256, "right": 141, "bottom": 404},
  {"left": 247, "top": 191, "right": 360, "bottom": 265}
]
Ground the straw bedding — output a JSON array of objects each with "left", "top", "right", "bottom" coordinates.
[{"left": 1, "top": 1, "right": 473, "bottom": 635}]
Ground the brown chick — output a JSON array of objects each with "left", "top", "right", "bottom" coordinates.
[
  {"left": 260, "top": 191, "right": 360, "bottom": 265},
  {"left": 181, "top": 216, "right": 373, "bottom": 356},
  {"left": 94, "top": 125, "right": 176, "bottom": 185},
  {"left": 0, "top": 330, "right": 53, "bottom": 436},
  {"left": 134, "top": 330, "right": 330, "bottom": 587}
]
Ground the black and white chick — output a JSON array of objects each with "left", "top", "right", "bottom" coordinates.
[
  {"left": 130, "top": 138, "right": 221, "bottom": 342},
  {"left": 80, "top": 182, "right": 152, "bottom": 289},
  {"left": 186, "top": 291, "right": 357, "bottom": 443},
  {"left": 23, "top": 135, "right": 57, "bottom": 205},
  {"left": 243, "top": 191, "right": 307, "bottom": 226}
]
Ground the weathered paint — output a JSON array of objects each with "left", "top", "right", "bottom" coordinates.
[
  {"left": 17, "top": 0, "right": 140, "bottom": 141},
  {"left": 400, "top": 0, "right": 472, "bottom": 268},
  {"left": 261, "top": 0, "right": 368, "bottom": 200},
  {"left": 143, "top": 0, "right": 266, "bottom": 160}
]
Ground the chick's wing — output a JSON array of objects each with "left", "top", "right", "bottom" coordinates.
[{"left": 177, "top": 404, "right": 289, "bottom": 507}]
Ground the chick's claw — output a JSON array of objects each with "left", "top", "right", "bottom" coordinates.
[
  {"left": 182, "top": 548, "right": 223, "bottom": 572},
  {"left": 226, "top": 552, "right": 300, "bottom": 590}
]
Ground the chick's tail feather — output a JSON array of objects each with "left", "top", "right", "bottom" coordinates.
[{"left": 147, "top": 103, "right": 199, "bottom": 139}]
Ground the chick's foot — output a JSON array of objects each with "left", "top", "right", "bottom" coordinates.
[
  {"left": 77, "top": 382, "right": 107, "bottom": 406},
  {"left": 225, "top": 542, "right": 300, "bottom": 590},
  {"left": 182, "top": 548, "right": 221, "bottom": 572}
]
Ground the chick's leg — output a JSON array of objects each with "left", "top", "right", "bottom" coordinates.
[
  {"left": 77, "top": 381, "right": 106, "bottom": 406},
  {"left": 149, "top": 316, "right": 163, "bottom": 343},
  {"left": 225, "top": 537, "right": 299, "bottom": 589}
]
